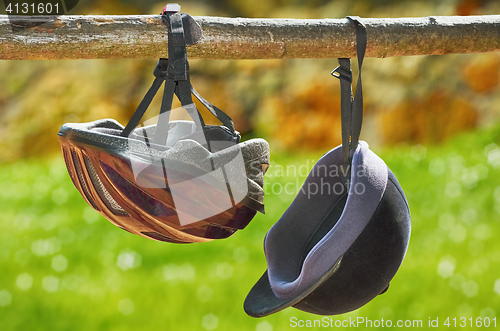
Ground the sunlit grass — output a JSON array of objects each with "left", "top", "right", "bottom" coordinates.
[{"left": 1, "top": 125, "right": 500, "bottom": 330}]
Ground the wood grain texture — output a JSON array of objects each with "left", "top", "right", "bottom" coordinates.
[{"left": 1, "top": 14, "right": 499, "bottom": 60}]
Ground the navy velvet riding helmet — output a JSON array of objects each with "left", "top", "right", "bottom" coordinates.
[{"left": 244, "top": 17, "right": 411, "bottom": 317}]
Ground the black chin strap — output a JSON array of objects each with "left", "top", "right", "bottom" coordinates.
[
  {"left": 331, "top": 16, "right": 367, "bottom": 183},
  {"left": 121, "top": 12, "right": 236, "bottom": 145}
]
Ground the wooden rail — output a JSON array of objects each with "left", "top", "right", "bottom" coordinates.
[{"left": 0, "top": 14, "right": 499, "bottom": 60}]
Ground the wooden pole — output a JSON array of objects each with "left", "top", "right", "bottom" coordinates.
[{"left": 1, "top": 14, "right": 499, "bottom": 60}]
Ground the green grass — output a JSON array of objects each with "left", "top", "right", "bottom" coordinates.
[{"left": 1, "top": 125, "right": 500, "bottom": 330}]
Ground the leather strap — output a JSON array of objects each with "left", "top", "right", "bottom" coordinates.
[
  {"left": 331, "top": 17, "right": 367, "bottom": 167},
  {"left": 350, "top": 16, "right": 367, "bottom": 156},
  {"left": 121, "top": 77, "right": 163, "bottom": 138},
  {"left": 334, "top": 58, "right": 353, "bottom": 164},
  {"left": 121, "top": 12, "right": 237, "bottom": 146},
  {"left": 192, "top": 87, "right": 235, "bottom": 133},
  {"left": 153, "top": 12, "right": 204, "bottom": 145}
]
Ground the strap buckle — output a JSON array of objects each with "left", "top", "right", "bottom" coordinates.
[
  {"left": 162, "top": 3, "right": 181, "bottom": 14},
  {"left": 153, "top": 58, "right": 169, "bottom": 79},
  {"left": 331, "top": 65, "right": 352, "bottom": 83}
]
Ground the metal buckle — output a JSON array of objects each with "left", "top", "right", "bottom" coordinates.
[
  {"left": 163, "top": 3, "right": 181, "bottom": 14},
  {"left": 331, "top": 65, "right": 352, "bottom": 83}
]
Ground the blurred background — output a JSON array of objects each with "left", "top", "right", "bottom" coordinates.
[{"left": 0, "top": 0, "right": 500, "bottom": 330}]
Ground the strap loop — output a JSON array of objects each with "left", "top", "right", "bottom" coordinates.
[
  {"left": 332, "top": 16, "right": 367, "bottom": 166},
  {"left": 164, "top": 12, "right": 188, "bottom": 81},
  {"left": 334, "top": 58, "right": 353, "bottom": 166},
  {"left": 120, "top": 11, "right": 237, "bottom": 146},
  {"left": 331, "top": 64, "right": 352, "bottom": 83}
]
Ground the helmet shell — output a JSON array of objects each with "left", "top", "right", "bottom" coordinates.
[
  {"left": 244, "top": 141, "right": 410, "bottom": 316},
  {"left": 59, "top": 119, "right": 269, "bottom": 243}
]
